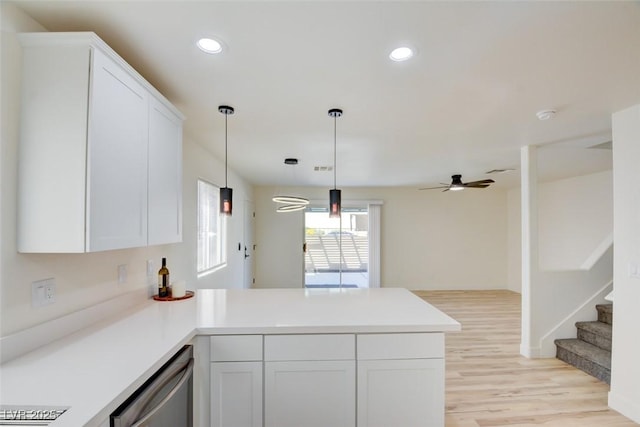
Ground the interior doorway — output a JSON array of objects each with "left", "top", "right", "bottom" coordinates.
[
  {"left": 243, "top": 200, "right": 255, "bottom": 288},
  {"left": 304, "top": 206, "right": 369, "bottom": 288}
]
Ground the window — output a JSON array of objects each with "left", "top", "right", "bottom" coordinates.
[{"left": 197, "top": 179, "right": 226, "bottom": 274}]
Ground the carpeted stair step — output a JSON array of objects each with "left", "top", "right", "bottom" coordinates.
[
  {"left": 555, "top": 338, "right": 611, "bottom": 384},
  {"left": 576, "top": 321, "right": 612, "bottom": 351},
  {"left": 596, "top": 303, "right": 613, "bottom": 325}
]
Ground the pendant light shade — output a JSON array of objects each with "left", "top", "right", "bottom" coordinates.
[
  {"left": 219, "top": 105, "right": 234, "bottom": 215},
  {"left": 329, "top": 188, "right": 341, "bottom": 217},
  {"left": 220, "top": 187, "right": 233, "bottom": 214},
  {"left": 328, "top": 108, "right": 343, "bottom": 218}
]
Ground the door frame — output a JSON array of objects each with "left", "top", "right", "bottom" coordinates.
[
  {"left": 303, "top": 200, "right": 382, "bottom": 288},
  {"left": 243, "top": 199, "right": 256, "bottom": 288}
]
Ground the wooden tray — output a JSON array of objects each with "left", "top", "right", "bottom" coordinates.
[{"left": 153, "top": 290, "right": 194, "bottom": 302}]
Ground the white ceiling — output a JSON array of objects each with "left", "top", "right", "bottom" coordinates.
[{"left": 11, "top": 1, "right": 640, "bottom": 189}]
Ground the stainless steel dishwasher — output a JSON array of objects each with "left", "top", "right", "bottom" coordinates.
[{"left": 110, "top": 345, "right": 193, "bottom": 427}]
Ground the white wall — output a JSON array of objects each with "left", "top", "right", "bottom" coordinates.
[
  {"left": 507, "top": 189, "right": 522, "bottom": 292},
  {"left": 254, "top": 187, "right": 305, "bottom": 288},
  {"left": 609, "top": 103, "right": 640, "bottom": 423},
  {"left": 507, "top": 169, "right": 613, "bottom": 292},
  {"left": 538, "top": 170, "right": 612, "bottom": 270},
  {"left": 515, "top": 164, "right": 613, "bottom": 357},
  {"left": 0, "top": 3, "right": 252, "bottom": 336},
  {"left": 254, "top": 185, "right": 509, "bottom": 290}
]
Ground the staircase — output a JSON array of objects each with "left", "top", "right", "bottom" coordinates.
[{"left": 555, "top": 304, "right": 612, "bottom": 384}]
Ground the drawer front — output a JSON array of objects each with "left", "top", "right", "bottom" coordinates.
[
  {"left": 357, "top": 333, "right": 444, "bottom": 360},
  {"left": 210, "top": 335, "right": 263, "bottom": 361},
  {"left": 264, "top": 334, "right": 355, "bottom": 361}
]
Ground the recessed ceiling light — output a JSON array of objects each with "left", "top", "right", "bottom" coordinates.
[
  {"left": 389, "top": 46, "right": 414, "bottom": 62},
  {"left": 197, "top": 38, "right": 223, "bottom": 54}
]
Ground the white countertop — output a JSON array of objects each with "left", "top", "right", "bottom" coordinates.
[
  {"left": 0, "top": 298, "right": 198, "bottom": 426},
  {"left": 196, "top": 288, "right": 461, "bottom": 334},
  {"left": 0, "top": 288, "right": 459, "bottom": 426}
]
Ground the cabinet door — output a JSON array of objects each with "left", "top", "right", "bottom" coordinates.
[
  {"left": 211, "top": 361, "right": 262, "bottom": 427},
  {"left": 148, "top": 96, "right": 183, "bottom": 245},
  {"left": 265, "top": 360, "right": 355, "bottom": 427},
  {"left": 357, "top": 359, "right": 444, "bottom": 427},
  {"left": 87, "top": 48, "right": 148, "bottom": 251}
]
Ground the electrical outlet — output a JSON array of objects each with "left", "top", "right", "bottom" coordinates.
[
  {"left": 32, "top": 278, "right": 55, "bottom": 307},
  {"left": 117, "top": 264, "right": 127, "bottom": 284},
  {"left": 147, "top": 260, "right": 155, "bottom": 277}
]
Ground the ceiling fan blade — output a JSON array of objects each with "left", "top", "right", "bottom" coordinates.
[
  {"left": 464, "top": 183, "right": 490, "bottom": 188},
  {"left": 464, "top": 179, "right": 495, "bottom": 186},
  {"left": 418, "top": 185, "right": 449, "bottom": 190},
  {"left": 442, "top": 188, "right": 449, "bottom": 192}
]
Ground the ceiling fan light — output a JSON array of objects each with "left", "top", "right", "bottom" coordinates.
[{"left": 449, "top": 186, "right": 464, "bottom": 191}]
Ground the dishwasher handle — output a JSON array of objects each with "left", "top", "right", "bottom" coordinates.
[{"left": 131, "top": 357, "right": 194, "bottom": 427}]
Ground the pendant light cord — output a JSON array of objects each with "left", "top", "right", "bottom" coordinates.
[
  {"left": 333, "top": 114, "right": 337, "bottom": 190},
  {"left": 224, "top": 112, "right": 228, "bottom": 188}
]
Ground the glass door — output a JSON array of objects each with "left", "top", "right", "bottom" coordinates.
[{"left": 304, "top": 206, "right": 369, "bottom": 288}]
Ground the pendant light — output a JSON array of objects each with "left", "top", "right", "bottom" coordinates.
[
  {"left": 328, "top": 108, "right": 343, "bottom": 218},
  {"left": 272, "top": 158, "right": 310, "bottom": 213},
  {"left": 219, "top": 105, "right": 234, "bottom": 215}
]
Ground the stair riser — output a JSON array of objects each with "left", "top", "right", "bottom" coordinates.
[
  {"left": 577, "top": 329, "right": 612, "bottom": 352},
  {"left": 596, "top": 305, "right": 613, "bottom": 325},
  {"left": 556, "top": 347, "right": 611, "bottom": 384}
]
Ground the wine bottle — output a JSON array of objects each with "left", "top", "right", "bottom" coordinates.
[{"left": 158, "top": 257, "right": 170, "bottom": 297}]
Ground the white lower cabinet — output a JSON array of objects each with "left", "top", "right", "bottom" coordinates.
[
  {"left": 211, "top": 362, "right": 262, "bottom": 427},
  {"left": 206, "top": 333, "right": 445, "bottom": 427},
  {"left": 264, "top": 360, "right": 356, "bottom": 427},
  {"left": 264, "top": 334, "right": 356, "bottom": 427},
  {"left": 357, "top": 359, "right": 444, "bottom": 427},
  {"left": 210, "top": 335, "right": 263, "bottom": 427},
  {"left": 356, "top": 333, "right": 445, "bottom": 427}
]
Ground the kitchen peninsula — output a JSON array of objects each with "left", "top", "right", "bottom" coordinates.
[{"left": 0, "top": 288, "right": 460, "bottom": 426}]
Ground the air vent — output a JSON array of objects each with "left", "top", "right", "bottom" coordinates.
[
  {"left": 314, "top": 166, "right": 334, "bottom": 172},
  {"left": 486, "top": 168, "right": 515, "bottom": 174}
]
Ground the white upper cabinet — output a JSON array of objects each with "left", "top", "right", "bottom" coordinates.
[
  {"left": 148, "top": 97, "right": 183, "bottom": 246},
  {"left": 88, "top": 46, "right": 149, "bottom": 251},
  {"left": 17, "top": 32, "right": 184, "bottom": 253}
]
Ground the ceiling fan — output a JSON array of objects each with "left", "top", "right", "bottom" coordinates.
[{"left": 419, "top": 174, "right": 495, "bottom": 192}]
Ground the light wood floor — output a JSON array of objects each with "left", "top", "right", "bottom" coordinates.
[{"left": 414, "top": 290, "right": 638, "bottom": 427}]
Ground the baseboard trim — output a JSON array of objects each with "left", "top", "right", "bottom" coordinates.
[
  {"left": 609, "top": 390, "right": 640, "bottom": 423},
  {"left": 520, "top": 343, "right": 541, "bottom": 358}
]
